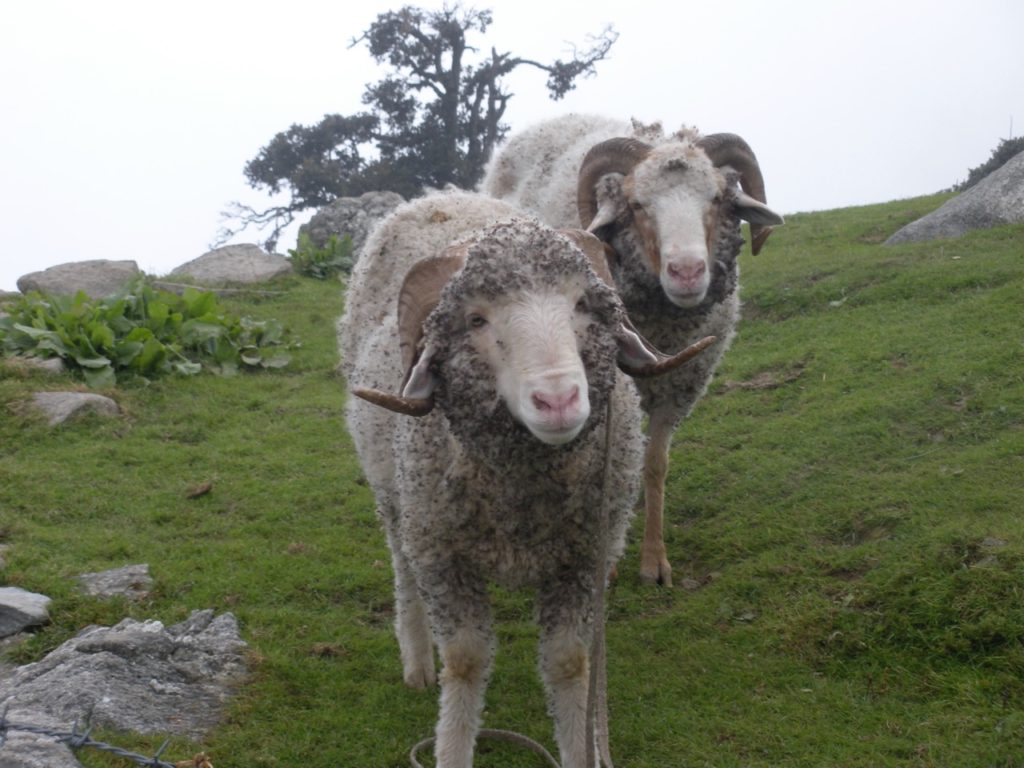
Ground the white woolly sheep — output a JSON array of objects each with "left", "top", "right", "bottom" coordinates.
[
  {"left": 482, "top": 114, "right": 784, "bottom": 586},
  {"left": 339, "top": 190, "right": 708, "bottom": 768}
]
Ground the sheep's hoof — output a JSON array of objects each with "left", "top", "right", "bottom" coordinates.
[
  {"left": 639, "top": 554, "right": 673, "bottom": 588},
  {"left": 403, "top": 664, "right": 437, "bottom": 690}
]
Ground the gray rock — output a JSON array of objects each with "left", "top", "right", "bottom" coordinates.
[
  {"left": 0, "top": 610, "right": 248, "bottom": 742},
  {"left": 0, "top": 587, "right": 51, "bottom": 638},
  {"left": 2, "top": 355, "right": 66, "bottom": 375},
  {"left": 76, "top": 564, "right": 152, "bottom": 600},
  {"left": 298, "top": 191, "right": 405, "bottom": 255},
  {"left": 16, "top": 260, "right": 140, "bottom": 298},
  {"left": 0, "top": 715, "right": 83, "bottom": 768},
  {"left": 31, "top": 392, "right": 120, "bottom": 426},
  {"left": 886, "top": 150, "right": 1024, "bottom": 244},
  {"left": 170, "top": 244, "right": 292, "bottom": 285}
]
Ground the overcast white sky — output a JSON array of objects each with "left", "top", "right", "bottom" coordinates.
[{"left": 1, "top": 0, "right": 1021, "bottom": 291}]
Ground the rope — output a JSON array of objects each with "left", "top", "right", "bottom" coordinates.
[
  {"left": 410, "top": 729, "right": 560, "bottom": 768},
  {"left": 409, "top": 398, "right": 618, "bottom": 768},
  {"left": 586, "top": 397, "right": 616, "bottom": 768}
]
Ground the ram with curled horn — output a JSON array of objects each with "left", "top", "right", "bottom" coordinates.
[
  {"left": 339, "top": 191, "right": 716, "bottom": 768},
  {"left": 482, "top": 113, "right": 785, "bottom": 586}
]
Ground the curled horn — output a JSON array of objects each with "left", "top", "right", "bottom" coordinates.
[
  {"left": 350, "top": 247, "right": 468, "bottom": 417},
  {"left": 618, "top": 334, "right": 717, "bottom": 378},
  {"left": 350, "top": 386, "right": 435, "bottom": 417},
  {"left": 559, "top": 227, "right": 717, "bottom": 378},
  {"left": 558, "top": 229, "right": 617, "bottom": 287},
  {"left": 696, "top": 133, "right": 774, "bottom": 255},
  {"left": 577, "top": 137, "right": 652, "bottom": 231}
]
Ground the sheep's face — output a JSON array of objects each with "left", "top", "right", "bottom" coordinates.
[
  {"left": 624, "top": 145, "right": 727, "bottom": 309},
  {"left": 420, "top": 223, "right": 625, "bottom": 450}
]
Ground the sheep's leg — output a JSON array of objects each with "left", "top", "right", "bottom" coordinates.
[
  {"left": 538, "top": 581, "right": 595, "bottom": 768},
  {"left": 384, "top": 528, "right": 435, "bottom": 689},
  {"left": 433, "top": 612, "right": 495, "bottom": 768},
  {"left": 640, "top": 413, "right": 674, "bottom": 586}
]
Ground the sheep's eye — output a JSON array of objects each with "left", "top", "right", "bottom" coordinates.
[
  {"left": 575, "top": 296, "right": 590, "bottom": 314},
  {"left": 629, "top": 201, "right": 644, "bottom": 212},
  {"left": 712, "top": 193, "right": 723, "bottom": 205},
  {"left": 467, "top": 313, "right": 488, "bottom": 329}
]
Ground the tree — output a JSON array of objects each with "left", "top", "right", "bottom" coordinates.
[{"left": 218, "top": 4, "right": 617, "bottom": 250}]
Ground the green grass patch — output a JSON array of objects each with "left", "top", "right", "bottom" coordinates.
[{"left": 2, "top": 199, "right": 1023, "bottom": 766}]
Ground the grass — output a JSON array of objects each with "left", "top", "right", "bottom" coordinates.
[{"left": 1, "top": 193, "right": 1023, "bottom": 766}]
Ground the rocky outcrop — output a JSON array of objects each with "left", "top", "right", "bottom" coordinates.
[
  {"left": 886, "top": 150, "right": 1024, "bottom": 244},
  {"left": 15, "top": 261, "right": 140, "bottom": 298},
  {"left": 297, "top": 191, "right": 404, "bottom": 255},
  {"left": 169, "top": 244, "right": 292, "bottom": 285},
  {"left": 0, "top": 610, "right": 247, "bottom": 737}
]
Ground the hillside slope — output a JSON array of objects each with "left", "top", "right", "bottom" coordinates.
[{"left": 1, "top": 193, "right": 1022, "bottom": 766}]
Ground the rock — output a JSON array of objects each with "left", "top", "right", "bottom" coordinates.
[
  {"left": 31, "top": 392, "right": 120, "bottom": 426},
  {"left": 0, "top": 610, "right": 248, "bottom": 742},
  {"left": 0, "top": 716, "right": 84, "bottom": 768},
  {"left": 2, "top": 355, "right": 66, "bottom": 375},
  {"left": 16, "top": 260, "right": 140, "bottom": 298},
  {"left": 298, "top": 191, "right": 405, "bottom": 255},
  {"left": 170, "top": 244, "right": 292, "bottom": 285},
  {"left": 886, "top": 150, "right": 1024, "bottom": 244},
  {"left": 0, "top": 587, "right": 51, "bottom": 638},
  {"left": 76, "top": 564, "right": 152, "bottom": 600}
]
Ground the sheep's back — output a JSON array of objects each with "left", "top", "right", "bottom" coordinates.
[{"left": 482, "top": 114, "right": 628, "bottom": 229}]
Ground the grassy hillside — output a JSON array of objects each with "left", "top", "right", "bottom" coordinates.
[{"left": 1, "top": 193, "right": 1022, "bottom": 767}]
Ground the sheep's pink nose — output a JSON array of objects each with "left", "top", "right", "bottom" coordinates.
[
  {"left": 531, "top": 386, "right": 581, "bottom": 417},
  {"left": 666, "top": 260, "right": 706, "bottom": 284}
]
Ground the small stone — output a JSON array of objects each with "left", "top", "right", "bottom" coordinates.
[
  {"left": 31, "top": 392, "right": 120, "bottom": 426},
  {"left": 76, "top": 564, "right": 153, "bottom": 600},
  {"left": 0, "top": 587, "right": 51, "bottom": 638},
  {"left": 3, "top": 355, "right": 66, "bottom": 375}
]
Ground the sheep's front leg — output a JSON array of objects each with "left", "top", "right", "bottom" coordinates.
[
  {"left": 426, "top": 579, "right": 495, "bottom": 768},
  {"left": 640, "top": 413, "right": 675, "bottom": 586},
  {"left": 385, "top": 531, "right": 435, "bottom": 689},
  {"left": 538, "top": 581, "right": 595, "bottom": 768}
]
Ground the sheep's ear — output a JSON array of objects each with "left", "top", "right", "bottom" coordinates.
[
  {"left": 615, "top": 325, "right": 659, "bottom": 369},
  {"left": 734, "top": 191, "right": 784, "bottom": 226},
  {"left": 401, "top": 342, "right": 438, "bottom": 400}
]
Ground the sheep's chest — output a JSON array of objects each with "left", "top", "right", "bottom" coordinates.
[{"left": 406, "top": 457, "right": 599, "bottom": 590}]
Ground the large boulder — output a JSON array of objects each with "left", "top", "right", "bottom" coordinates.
[
  {"left": 0, "top": 610, "right": 248, "bottom": 740},
  {"left": 170, "top": 244, "right": 292, "bottom": 285},
  {"left": 16, "top": 260, "right": 140, "bottom": 298},
  {"left": 298, "top": 191, "right": 405, "bottom": 255},
  {"left": 886, "top": 150, "right": 1024, "bottom": 244}
]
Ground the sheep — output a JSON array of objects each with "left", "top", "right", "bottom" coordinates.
[
  {"left": 482, "top": 114, "right": 784, "bottom": 587},
  {"left": 338, "top": 190, "right": 709, "bottom": 768}
]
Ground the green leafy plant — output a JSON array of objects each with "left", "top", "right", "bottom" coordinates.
[
  {"left": 0, "top": 278, "right": 291, "bottom": 386},
  {"left": 287, "top": 233, "right": 355, "bottom": 279}
]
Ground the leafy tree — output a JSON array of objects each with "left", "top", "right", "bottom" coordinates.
[{"left": 219, "top": 4, "right": 617, "bottom": 250}]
